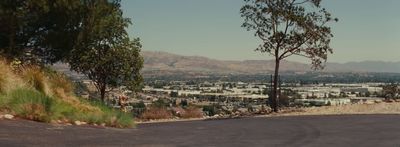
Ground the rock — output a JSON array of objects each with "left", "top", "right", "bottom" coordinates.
[
  {"left": 74, "top": 120, "right": 82, "bottom": 125},
  {"left": 238, "top": 108, "right": 248, "bottom": 113},
  {"left": 4, "top": 114, "right": 14, "bottom": 120},
  {"left": 101, "top": 123, "right": 106, "bottom": 127}
]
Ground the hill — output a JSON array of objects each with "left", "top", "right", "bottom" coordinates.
[
  {"left": 326, "top": 61, "right": 400, "bottom": 73},
  {"left": 142, "top": 51, "right": 310, "bottom": 75},
  {"left": 142, "top": 51, "right": 400, "bottom": 75},
  {"left": 51, "top": 51, "right": 400, "bottom": 79}
]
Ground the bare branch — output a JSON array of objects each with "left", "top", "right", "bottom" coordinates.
[{"left": 293, "top": 0, "right": 311, "bottom": 5}]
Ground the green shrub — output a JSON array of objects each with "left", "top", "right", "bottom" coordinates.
[
  {"left": 0, "top": 88, "right": 134, "bottom": 128},
  {"left": 0, "top": 95, "right": 8, "bottom": 110},
  {"left": 80, "top": 99, "right": 134, "bottom": 127},
  {"left": 152, "top": 99, "right": 170, "bottom": 108},
  {"left": 203, "top": 104, "right": 221, "bottom": 116},
  {"left": 7, "top": 88, "right": 53, "bottom": 122},
  {"left": 49, "top": 99, "right": 79, "bottom": 121},
  {"left": 0, "top": 74, "right": 6, "bottom": 94},
  {"left": 115, "top": 111, "right": 134, "bottom": 128}
]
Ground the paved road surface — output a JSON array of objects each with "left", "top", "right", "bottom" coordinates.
[{"left": 1, "top": 115, "right": 400, "bottom": 147}]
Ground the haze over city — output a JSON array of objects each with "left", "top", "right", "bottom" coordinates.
[{"left": 122, "top": 0, "right": 400, "bottom": 63}]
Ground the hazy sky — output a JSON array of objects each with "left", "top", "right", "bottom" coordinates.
[{"left": 121, "top": 0, "right": 400, "bottom": 63}]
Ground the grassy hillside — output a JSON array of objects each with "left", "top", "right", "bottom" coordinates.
[{"left": 0, "top": 58, "right": 133, "bottom": 128}]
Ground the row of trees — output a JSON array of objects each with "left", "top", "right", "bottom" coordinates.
[{"left": 0, "top": 0, "right": 143, "bottom": 101}]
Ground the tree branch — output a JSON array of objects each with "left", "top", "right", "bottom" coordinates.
[{"left": 293, "top": 0, "right": 311, "bottom": 5}]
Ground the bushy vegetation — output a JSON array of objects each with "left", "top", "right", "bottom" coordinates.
[
  {"left": 140, "top": 107, "right": 174, "bottom": 120},
  {"left": 0, "top": 59, "right": 134, "bottom": 128},
  {"left": 0, "top": 59, "right": 22, "bottom": 94},
  {"left": 138, "top": 100, "right": 204, "bottom": 120},
  {"left": 179, "top": 106, "right": 203, "bottom": 119},
  {"left": 21, "top": 67, "right": 51, "bottom": 95},
  {"left": 203, "top": 104, "right": 222, "bottom": 116},
  {"left": 1, "top": 0, "right": 143, "bottom": 106},
  {"left": 1, "top": 0, "right": 141, "bottom": 127}
]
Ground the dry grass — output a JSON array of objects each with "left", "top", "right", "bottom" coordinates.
[
  {"left": 0, "top": 57, "right": 134, "bottom": 128},
  {"left": 19, "top": 65, "right": 100, "bottom": 113},
  {"left": 46, "top": 72, "right": 99, "bottom": 113},
  {"left": 21, "top": 66, "right": 51, "bottom": 95},
  {"left": 0, "top": 60, "right": 9, "bottom": 93},
  {"left": 139, "top": 106, "right": 203, "bottom": 121},
  {"left": 180, "top": 107, "right": 204, "bottom": 119},
  {"left": 49, "top": 73, "right": 74, "bottom": 97},
  {"left": 19, "top": 103, "right": 48, "bottom": 121},
  {"left": 278, "top": 102, "right": 400, "bottom": 116},
  {"left": 140, "top": 107, "right": 174, "bottom": 120},
  {"left": 0, "top": 59, "right": 23, "bottom": 94}
]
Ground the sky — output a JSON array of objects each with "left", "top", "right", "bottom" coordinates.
[{"left": 121, "top": 0, "right": 400, "bottom": 63}]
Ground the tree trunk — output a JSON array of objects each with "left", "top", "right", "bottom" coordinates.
[
  {"left": 100, "top": 84, "right": 106, "bottom": 102},
  {"left": 272, "top": 59, "right": 280, "bottom": 112}
]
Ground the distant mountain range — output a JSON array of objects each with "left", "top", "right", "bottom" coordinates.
[
  {"left": 142, "top": 51, "right": 400, "bottom": 74},
  {"left": 325, "top": 61, "right": 400, "bottom": 73},
  {"left": 52, "top": 51, "right": 400, "bottom": 79}
]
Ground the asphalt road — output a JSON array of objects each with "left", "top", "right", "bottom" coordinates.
[{"left": 1, "top": 115, "right": 400, "bottom": 147}]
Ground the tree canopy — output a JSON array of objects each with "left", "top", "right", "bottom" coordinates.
[
  {"left": 0, "top": 0, "right": 84, "bottom": 63},
  {"left": 0, "top": 0, "right": 143, "bottom": 102},
  {"left": 241, "top": 0, "right": 337, "bottom": 69},
  {"left": 68, "top": 0, "right": 143, "bottom": 101}
]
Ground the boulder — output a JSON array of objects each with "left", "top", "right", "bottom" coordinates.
[
  {"left": 74, "top": 121, "right": 82, "bottom": 125},
  {"left": 4, "top": 114, "right": 14, "bottom": 120}
]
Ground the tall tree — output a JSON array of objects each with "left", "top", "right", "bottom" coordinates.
[
  {"left": 0, "top": 0, "right": 43, "bottom": 59},
  {"left": 69, "top": 0, "right": 143, "bottom": 102},
  {"left": 240, "top": 0, "right": 337, "bottom": 112},
  {"left": 0, "top": 0, "right": 84, "bottom": 63},
  {"left": 1, "top": 0, "right": 143, "bottom": 101}
]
